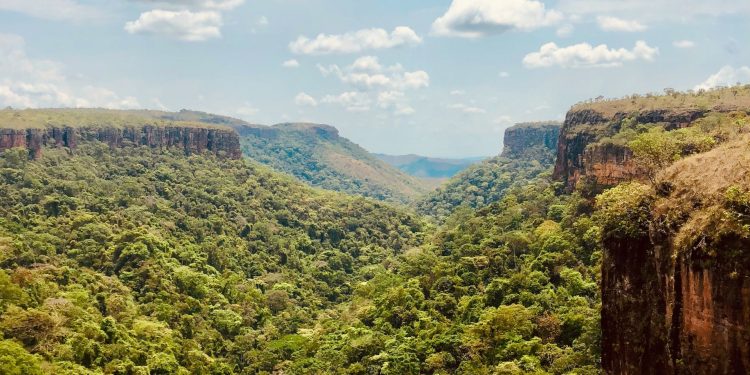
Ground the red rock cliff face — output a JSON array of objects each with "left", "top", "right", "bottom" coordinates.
[
  {"left": 603, "top": 230, "right": 750, "bottom": 374},
  {"left": 553, "top": 108, "right": 707, "bottom": 191},
  {"left": 0, "top": 125, "right": 242, "bottom": 159},
  {"left": 601, "top": 142, "right": 750, "bottom": 374}
]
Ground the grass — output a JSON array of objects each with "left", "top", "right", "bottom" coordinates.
[
  {"left": 0, "top": 108, "right": 233, "bottom": 130},
  {"left": 571, "top": 85, "right": 750, "bottom": 117}
]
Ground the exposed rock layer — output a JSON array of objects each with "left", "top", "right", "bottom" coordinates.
[
  {"left": 0, "top": 125, "right": 242, "bottom": 159},
  {"left": 501, "top": 122, "right": 561, "bottom": 158},
  {"left": 553, "top": 108, "right": 708, "bottom": 190}
]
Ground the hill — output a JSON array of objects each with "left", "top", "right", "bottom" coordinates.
[
  {"left": 0, "top": 124, "right": 426, "bottom": 374},
  {"left": 236, "top": 123, "right": 432, "bottom": 204},
  {"left": 375, "top": 154, "right": 484, "bottom": 179},
  {"left": 415, "top": 121, "right": 561, "bottom": 219}
]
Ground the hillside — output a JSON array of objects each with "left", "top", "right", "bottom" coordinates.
[
  {"left": 375, "top": 154, "right": 484, "bottom": 179},
  {"left": 236, "top": 123, "right": 432, "bottom": 204},
  {"left": 416, "top": 121, "right": 561, "bottom": 219},
  {"left": 0, "top": 125, "right": 426, "bottom": 374}
]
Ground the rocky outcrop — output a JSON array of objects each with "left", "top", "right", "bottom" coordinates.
[
  {"left": 553, "top": 108, "right": 708, "bottom": 191},
  {"left": 501, "top": 121, "right": 561, "bottom": 158},
  {"left": 0, "top": 125, "right": 242, "bottom": 159}
]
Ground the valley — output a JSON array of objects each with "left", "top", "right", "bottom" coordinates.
[{"left": 1, "top": 86, "right": 749, "bottom": 374}]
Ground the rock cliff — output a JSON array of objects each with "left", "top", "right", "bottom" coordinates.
[
  {"left": 600, "top": 139, "right": 750, "bottom": 374},
  {"left": 553, "top": 107, "right": 710, "bottom": 191},
  {"left": 501, "top": 121, "right": 561, "bottom": 158},
  {"left": 0, "top": 109, "right": 242, "bottom": 159}
]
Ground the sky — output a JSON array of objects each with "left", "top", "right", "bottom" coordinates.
[{"left": 0, "top": 0, "right": 749, "bottom": 158}]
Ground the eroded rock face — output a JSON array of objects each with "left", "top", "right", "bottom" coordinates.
[
  {"left": 553, "top": 108, "right": 708, "bottom": 191},
  {"left": 501, "top": 122, "right": 561, "bottom": 158},
  {"left": 602, "top": 231, "right": 750, "bottom": 375},
  {"left": 0, "top": 125, "right": 241, "bottom": 159}
]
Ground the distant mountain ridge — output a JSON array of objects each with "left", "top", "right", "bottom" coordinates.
[
  {"left": 234, "top": 121, "right": 432, "bottom": 203},
  {"left": 375, "top": 153, "right": 485, "bottom": 179}
]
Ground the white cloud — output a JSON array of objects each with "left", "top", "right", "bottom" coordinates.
[
  {"left": 694, "top": 66, "right": 750, "bottom": 91},
  {"left": 294, "top": 92, "right": 318, "bottom": 107},
  {"left": 0, "top": 33, "right": 140, "bottom": 109},
  {"left": 321, "top": 91, "right": 372, "bottom": 112},
  {"left": 597, "top": 16, "right": 647, "bottom": 32},
  {"left": 130, "top": 0, "right": 245, "bottom": 11},
  {"left": 282, "top": 59, "right": 300, "bottom": 68},
  {"left": 125, "top": 9, "right": 222, "bottom": 41},
  {"left": 523, "top": 40, "right": 658, "bottom": 68},
  {"left": 499, "top": 71, "right": 510, "bottom": 78},
  {"left": 432, "top": 0, "right": 563, "bottom": 38},
  {"left": 449, "top": 103, "right": 487, "bottom": 114},
  {"left": 673, "top": 40, "right": 695, "bottom": 48},
  {"left": 0, "top": 0, "right": 101, "bottom": 21},
  {"left": 556, "top": 24, "right": 574, "bottom": 37},
  {"left": 289, "top": 26, "right": 422, "bottom": 55},
  {"left": 317, "top": 57, "right": 430, "bottom": 91},
  {"left": 450, "top": 90, "right": 466, "bottom": 96}
]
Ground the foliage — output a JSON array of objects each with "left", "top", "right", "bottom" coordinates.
[
  {"left": 0, "top": 133, "right": 600, "bottom": 373},
  {"left": 415, "top": 144, "right": 557, "bottom": 220},
  {"left": 239, "top": 124, "right": 430, "bottom": 204}
]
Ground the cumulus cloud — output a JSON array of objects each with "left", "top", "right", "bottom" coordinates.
[
  {"left": 315, "top": 57, "right": 427, "bottom": 115},
  {"left": 673, "top": 40, "right": 695, "bottom": 48},
  {"left": 449, "top": 103, "right": 487, "bottom": 114},
  {"left": 597, "top": 16, "right": 647, "bottom": 32},
  {"left": 523, "top": 40, "right": 658, "bottom": 68},
  {"left": 432, "top": 0, "right": 563, "bottom": 38},
  {"left": 694, "top": 66, "right": 750, "bottom": 91},
  {"left": 282, "top": 59, "right": 300, "bottom": 68},
  {"left": 317, "top": 56, "right": 430, "bottom": 91},
  {"left": 294, "top": 92, "right": 318, "bottom": 107},
  {"left": 125, "top": 9, "right": 222, "bottom": 41},
  {"left": 0, "top": 0, "right": 101, "bottom": 21},
  {"left": 0, "top": 33, "right": 139, "bottom": 109},
  {"left": 289, "top": 27, "right": 422, "bottom": 55},
  {"left": 321, "top": 91, "right": 372, "bottom": 112},
  {"left": 129, "top": 0, "right": 245, "bottom": 10}
]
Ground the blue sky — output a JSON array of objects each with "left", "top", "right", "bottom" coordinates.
[{"left": 1, "top": 0, "right": 749, "bottom": 157}]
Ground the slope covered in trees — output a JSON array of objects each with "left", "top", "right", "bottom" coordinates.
[
  {"left": 0, "top": 141, "right": 425, "bottom": 374},
  {"left": 416, "top": 122, "right": 560, "bottom": 220},
  {"left": 236, "top": 123, "right": 432, "bottom": 204}
]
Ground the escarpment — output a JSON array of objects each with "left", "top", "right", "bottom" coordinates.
[
  {"left": 600, "top": 139, "right": 750, "bottom": 375},
  {"left": 0, "top": 109, "right": 242, "bottom": 159},
  {"left": 500, "top": 121, "right": 561, "bottom": 158},
  {"left": 553, "top": 107, "right": 712, "bottom": 191}
]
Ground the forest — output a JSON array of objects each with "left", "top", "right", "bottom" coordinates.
[{"left": 0, "top": 86, "right": 749, "bottom": 374}]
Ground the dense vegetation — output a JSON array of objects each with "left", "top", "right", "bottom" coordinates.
[
  {"left": 238, "top": 123, "right": 430, "bottom": 204},
  {"left": 0, "top": 136, "right": 602, "bottom": 374},
  {"left": 415, "top": 142, "right": 557, "bottom": 220},
  {"left": 2, "top": 87, "right": 749, "bottom": 374},
  {"left": 0, "top": 143, "right": 424, "bottom": 374}
]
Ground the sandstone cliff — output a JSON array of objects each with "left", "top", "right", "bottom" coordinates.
[
  {"left": 501, "top": 121, "right": 561, "bottom": 158},
  {"left": 0, "top": 109, "right": 242, "bottom": 159},
  {"left": 553, "top": 107, "right": 709, "bottom": 191},
  {"left": 600, "top": 139, "right": 750, "bottom": 374}
]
